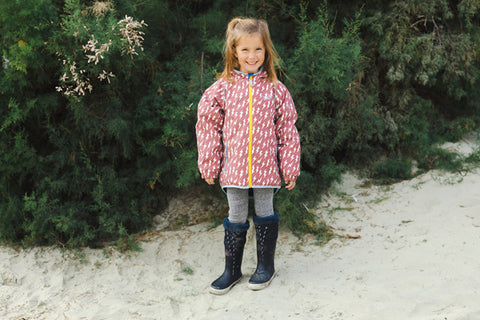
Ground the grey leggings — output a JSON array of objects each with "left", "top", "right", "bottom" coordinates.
[{"left": 226, "top": 188, "right": 275, "bottom": 224}]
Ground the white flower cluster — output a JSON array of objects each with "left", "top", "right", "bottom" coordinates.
[
  {"left": 98, "top": 70, "right": 115, "bottom": 83},
  {"left": 2, "top": 55, "right": 9, "bottom": 69},
  {"left": 83, "top": 35, "right": 112, "bottom": 65},
  {"left": 56, "top": 36, "right": 116, "bottom": 97},
  {"left": 86, "top": 1, "right": 113, "bottom": 17},
  {"left": 117, "top": 15, "right": 148, "bottom": 57},
  {"left": 55, "top": 58, "right": 93, "bottom": 96},
  {"left": 56, "top": 14, "right": 146, "bottom": 97}
]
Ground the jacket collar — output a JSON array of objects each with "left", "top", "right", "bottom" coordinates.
[
  {"left": 232, "top": 68, "right": 267, "bottom": 86},
  {"left": 233, "top": 67, "right": 267, "bottom": 79}
]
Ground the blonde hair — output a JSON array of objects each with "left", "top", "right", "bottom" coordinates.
[{"left": 219, "top": 17, "right": 281, "bottom": 83}]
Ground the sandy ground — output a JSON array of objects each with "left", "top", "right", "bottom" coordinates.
[{"left": 1, "top": 134, "right": 480, "bottom": 320}]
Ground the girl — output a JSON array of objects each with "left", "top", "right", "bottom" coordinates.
[{"left": 196, "top": 17, "right": 300, "bottom": 295}]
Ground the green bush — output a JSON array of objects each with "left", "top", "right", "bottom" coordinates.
[
  {"left": 1, "top": 0, "right": 157, "bottom": 246},
  {"left": 371, "top": 157, "right": 412, "bottom": 183},
  {"left": 287, "top": 3, "right": 362, "bottom": 182},
  {"left": 1, "top": 0, "right": 479, "bottom": 247}
]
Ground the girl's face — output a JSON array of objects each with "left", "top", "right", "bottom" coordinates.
[{"left": 234, "top": 33, "right": 265, "bottom": 74}]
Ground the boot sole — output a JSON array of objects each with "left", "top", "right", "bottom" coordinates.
[
  {"left": 209, "top": 277, "right": 242, "bottom": 295},
  {"left": 247, "top": 272, "right": 276, "bottom": 291}
]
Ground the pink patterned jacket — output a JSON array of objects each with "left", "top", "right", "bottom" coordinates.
[{"left": 196, "top": 69, "right": 300, "bottom": 189}]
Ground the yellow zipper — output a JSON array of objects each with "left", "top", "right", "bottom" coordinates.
[{"left": 248, "top": 75, "right": 253, "bottom": 188}]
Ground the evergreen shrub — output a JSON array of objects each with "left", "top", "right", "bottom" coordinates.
[
  {"left": 0, "top": 0, "right": 479, "bottom": 247},
  {"left": 371, "top": 157, "right": 412, "bottom": 183}
]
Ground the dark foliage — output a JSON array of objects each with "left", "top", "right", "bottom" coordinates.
[{"left": 1, "top": 0, "right": 479, "bottom": 246}]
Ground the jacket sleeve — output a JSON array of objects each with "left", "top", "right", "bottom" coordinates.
[
  {"left": 196, "top": 80, "right": 225, "bottom": 180},
  {"left": 275, "top": 82, "right": 301, "bottom": 182}
]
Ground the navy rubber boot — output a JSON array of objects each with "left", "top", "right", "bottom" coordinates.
[
  {"left": 210, "top": 218, "right": 250, "bottom": 295},
  {"left": 248, "top": 212, "right": 280, "bottom": 290}
]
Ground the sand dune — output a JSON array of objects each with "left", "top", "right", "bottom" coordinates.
[{"left": 1, "top": 134, "right": 479, "bottom": 320}]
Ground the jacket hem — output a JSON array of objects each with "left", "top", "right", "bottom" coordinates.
[{"left": 221, "top": 185, "right": 280, "bottom": 195}]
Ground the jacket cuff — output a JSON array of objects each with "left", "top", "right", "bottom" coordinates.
[
  {"left": 201, "top": 171, "right": 218, "bottom": 180},
  {"left": 282, "top": 174, "right": 298, "bottom": 183}
]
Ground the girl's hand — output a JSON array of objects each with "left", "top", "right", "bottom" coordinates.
[
  {"left": 285, "top": 180, "right": 296, "bottom": 190},
  {"left": 205, "top": 178, "right": 215, "bottom": 185}
]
